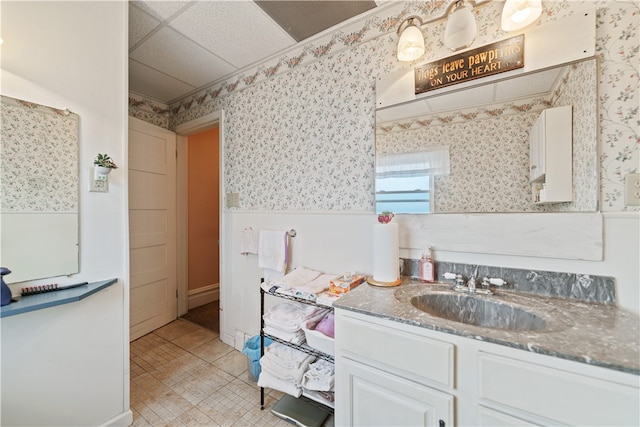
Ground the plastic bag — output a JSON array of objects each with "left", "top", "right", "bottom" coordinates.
[{"left": 242, "top": 335, "right": 272, "bottom": 382}]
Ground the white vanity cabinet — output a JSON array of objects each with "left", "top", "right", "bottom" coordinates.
[
  {"left": 335, "top": 310, "right": 454, "bottom": 427},
  {"left": 529, "top": 105, "right": 573, "bottom": 204},
  {"left": 335, "top": 309, "right": 640, "bottom": 427}
]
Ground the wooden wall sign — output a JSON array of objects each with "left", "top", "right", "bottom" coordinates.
[{"left": 415, "top": 34, "right": 525, "bottom": 95}]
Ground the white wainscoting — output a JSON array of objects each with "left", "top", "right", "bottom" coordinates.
[{"left": 220, "top": 210, "right": 636, "bottom": 347}]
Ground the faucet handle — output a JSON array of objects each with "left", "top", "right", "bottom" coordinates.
[
  {"left": 487, "top": 278, "right": 506, "bottom": 286},
  {"left": 482, "top": 277, "right": 507, "bottom": 287}
]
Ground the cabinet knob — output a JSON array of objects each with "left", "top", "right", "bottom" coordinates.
[{"left": 439, "top": 420, "right": 445, "bottom": 427}]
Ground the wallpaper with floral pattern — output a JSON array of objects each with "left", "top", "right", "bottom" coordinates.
[
  {"left": 1, "top": 96, "right": 79, "bottom": 212},
  {"left": 129, "top": 0, "right": 638, "bottom": 213}
]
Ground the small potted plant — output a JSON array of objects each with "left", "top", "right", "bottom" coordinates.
[{"left": 94, "top": 153, "right": 118, "bottom": 175}]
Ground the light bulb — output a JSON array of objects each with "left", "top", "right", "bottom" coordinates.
[
  {"left": 397, "top": 19, "right": 425, "bottom": 62},
  {"left": 501, "top": 0, "right": 542, "bottom": 32},
  {"left": 444, "top": 2, "right": 478, "bottom": 51}
]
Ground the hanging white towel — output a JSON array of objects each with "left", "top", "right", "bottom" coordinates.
[
  {"left": 239, "top": 227, "right": 260, "bottom": 255},
  {"left": 259, "top": 230, "right": 288, "bottom": 273}
]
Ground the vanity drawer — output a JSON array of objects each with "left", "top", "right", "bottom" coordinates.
[
  {"left": 337, "top": 313, "right": 454, "bottom": 389},
  {"left": 478, "top": 352, "right": 639, "bottom": 426}
]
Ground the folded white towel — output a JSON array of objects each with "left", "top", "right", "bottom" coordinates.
[
  {"left": 263, "top": 343, "right": 314, "bottom": 370},
  {"left": 274, "top": 286, "right": 317, "bottom": 302},
  {"left": 263, "top": 303, "right": 329, "bottom": 333},
  {"left": 257, "top": 370, "right": 302, "bottom": 397},
  {"left": 301, "top": 359, "right": 335, "bottom": 391},
  {"left": 259, "top": 231, "right": 288, "bottom": 273},
  {"left": 263, "top": 326, "right": 306, "bottom": 345},
  {"left": 294, "top": 273, "right": 337, "bottom": 294},
  {"left": 239, "top": 228, "right": 259, "bottom": 255},
  {"left": 261, "top": 353, "right": 315, "bottom": 383},
  {"left": 273, "top": 267, "right": 322, "bottom": 287}
]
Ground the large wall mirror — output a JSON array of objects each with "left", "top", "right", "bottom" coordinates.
[
  {"left": 375, "top": 57, "right": 598, "bottom": 214},
  {"left": 0, "top": 95, "right": 79, "bottom": 283}
]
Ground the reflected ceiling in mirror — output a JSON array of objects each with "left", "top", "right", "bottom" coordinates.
[{"left": 375, "top": 58, "right": 598, "bottom": 214}]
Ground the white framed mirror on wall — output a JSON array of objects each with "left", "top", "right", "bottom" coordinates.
[{"left": 0, "top": 95, "right": 79, "bottom": 283}]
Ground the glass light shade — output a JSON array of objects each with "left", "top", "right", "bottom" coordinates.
[
  {"left": 397, "top": 23, "right": 425, "bottom": 62},
  {"left": 443, "top": 2, "right": 478, "bottom": 51},
  {"left": 501, "top": 0, "right": 542, "bottom": 31}
]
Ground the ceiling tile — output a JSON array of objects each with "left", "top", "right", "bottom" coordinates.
[
  {"left": 129, "top": 59, "right": 197, "bottom": 103},
  {"left": 255, "top": 1, "right": 377, "bottom": 42},
  {"left": 170, "top": 1, "right": 296, "bottom": 69},
  {"left": 134, "top": 0, "right": 192, "bottom": 21},
  {"left": 494, "top": 67, "right": 563, "bottom": 102},
  {"left": 426, "top": 84, "right": 496, "bottom": 113},
  {"left": 129, "top": 4, "right": 160, "bottom": 49},
  {"left": 130, "top": 26, "right": 237, "bottom": 88}
]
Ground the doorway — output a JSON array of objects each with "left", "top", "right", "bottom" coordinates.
[
  {"left": 180, "top": 127, "right": 220, "bottom": 332},
  {"left": 175, "top": 111, "right": 226, "bottom": 336}
]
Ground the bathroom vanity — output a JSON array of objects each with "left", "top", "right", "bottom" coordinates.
[{"left": 333, "top": 279, "right": 639, "bottom": 426}]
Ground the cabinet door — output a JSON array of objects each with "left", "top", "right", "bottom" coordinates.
[
  {"left": 339, "top": 357, "right": 453, "bottom": 427},
  {"left": 529, "top": 112, "right": 545, "bottom": 182},
  {"left": 477, "top": 406, "right": 540, "bottom": 426}
]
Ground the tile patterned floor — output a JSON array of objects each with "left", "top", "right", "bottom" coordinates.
[{"left": 130, "top": 319, "right": 334, "bottom": 426}]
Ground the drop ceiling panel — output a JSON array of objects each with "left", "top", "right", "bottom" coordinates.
[
  {"left": 170, "top": 1, "right": 296, "bottom": 69},
  {"left": 129, "top": 60, "right": 197, "bottom": 102},
  {"left": 494, "top": 67, "right": 563, "bottom": 101},
  {"left": 255, "top": 1, "right": 377, "bottom": 42},
  {"left": 129, "top": 4, "right": 160, "bottom": 49},
  {"left": 426, "top": 84, "right": 496, "bottom": 112},
  {"left": 134, "top": 0, "right": 192, "bottom": 21},
  {"left": 130, "top": 26, "right": 237, "bottom": 88}
]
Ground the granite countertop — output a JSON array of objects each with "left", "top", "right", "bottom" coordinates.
[{"left": 333, "top": 278, "right": 640, "bottom": 375}]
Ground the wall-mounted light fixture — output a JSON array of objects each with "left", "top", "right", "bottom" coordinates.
[
  {"left": 397, "top": 16, "right": 425, "bottom": 62},
  {"left": 443, "top": 0, "right": 478, "bottom": 51},
  {"left": 501, "top": 0, "right": 542, "bottom": 31},
  {"left": 396, "top": 1, "right": 484, "bottom": 61}
]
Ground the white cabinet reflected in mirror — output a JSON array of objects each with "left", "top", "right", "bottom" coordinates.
[
  {"left": 0, "top": 96, "right": 79, "bottom": 283},
  {"left": 375, "top": 57, "right": 598, "bottom": 214}
]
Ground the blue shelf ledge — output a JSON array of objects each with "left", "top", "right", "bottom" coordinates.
[{"left": 0, "top": 278, "right": 118, "bottom": 318}]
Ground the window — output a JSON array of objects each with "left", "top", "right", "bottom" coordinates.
[{"left": 375, "top": 148, "right": 450, "bottom": 214}]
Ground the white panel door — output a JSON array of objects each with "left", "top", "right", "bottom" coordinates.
[{"left": 129, "top": 117, "right": 177, "bottom": 340}]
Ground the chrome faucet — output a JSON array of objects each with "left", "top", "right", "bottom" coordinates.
[
  {"left": 442, "top": 270, "right": 505, "bottom": 296},
  {"left": 467, "top": 276, "right": 477, "bottom": 292}
]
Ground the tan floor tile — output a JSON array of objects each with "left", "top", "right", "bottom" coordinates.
[
  {"left": 189, "top": 338, "right": 235, "bottom": 363},
  {"left": 175, "top": 405, "right": 220, "bottom": 426},
  {"left": 212, "top": 350, "right": 250, "bottom": 378},
  {"left": 130, "top": 322, "right": 334, "bottom": 427},
  {"left": 154, "top": 319, "right": 202, "bottom": 341},
  {"left": 172, "top": 327, "right": 218, "bottom": 351}
]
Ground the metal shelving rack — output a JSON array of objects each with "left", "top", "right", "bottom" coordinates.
[{"left": 259, "top": 285, "right": 334, "bottom": 413}]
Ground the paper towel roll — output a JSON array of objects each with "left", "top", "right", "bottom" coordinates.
[{"left": 372, "top": 222, "right": 399, "bottom": 283}]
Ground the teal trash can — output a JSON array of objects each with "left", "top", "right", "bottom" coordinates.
[{"left": 242, "top": 335, "right": 272, "bottom": 382}]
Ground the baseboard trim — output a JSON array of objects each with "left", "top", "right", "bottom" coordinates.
[
  {"left": 188, "top": 283, "right": 219, "bottom": 310},
  {"left": 100, "top": 410, "right": 133, "bottom": 427}
]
